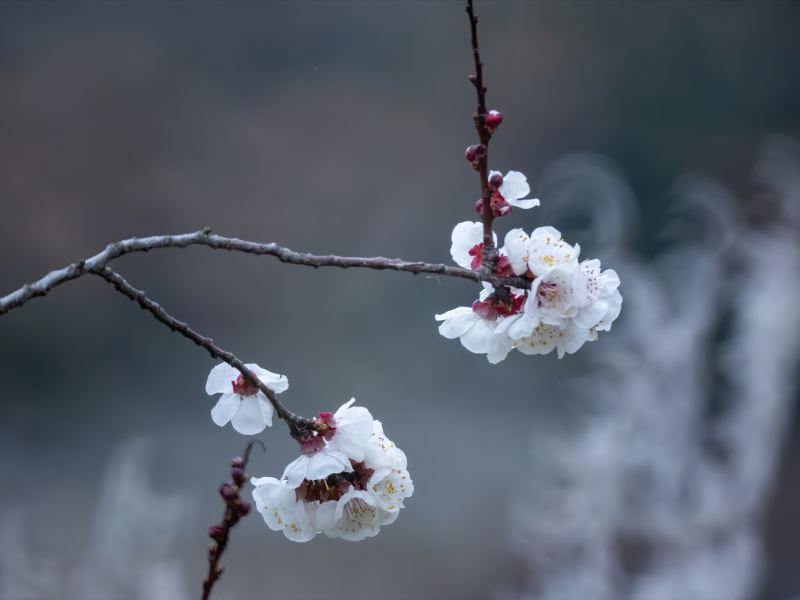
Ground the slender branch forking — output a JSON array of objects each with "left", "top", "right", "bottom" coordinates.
[
  {"left": 0, "top": 6, "right": 514, "bottom": 600},
  {"left": 0, "top": 230, "right": 530, "bottom": 317},
  {"left": 466, "top": 0, "right": 497, "bottom": 272},
  {"left": 94, "top": 266, "right": 315, "bottom": 438}
]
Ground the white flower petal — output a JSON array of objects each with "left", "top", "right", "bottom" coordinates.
[
  {"left": 210, "top": 393, "right": 241, "bottom": 427},
  {"left": 251, "top": 477, "right": 316, "bottom": 542},
  {"left": 507, "top": 197, "right": 540, "bottom": 209},
  {"left": 436, "top": 307, "right": 477, "bottom": 339},
  {"left": 369, "top": 467, "right": 413, "bottom": 513},
  {"left": 450, "top": 221, "right": 484, "bottom": 268},
  {"left": 256, "top": 394, "right": 274, "bottom": 428},
  {"left": 282, "top": 455, "right": 309, "bottom": 489},
  {"left": 329, "top": 400, "right": 374, "bottom": 461},
  {"left": 499, "top": 170, "right": 531, "bottom": 202},
  {"left": 205, "top": 363, "right": 239, "bottom": 395},
  {"left": 459, "top": 317, "right": 495, "bottom": 354},
  {"left": 503, "top": 228, "right": 531, "bottom": 275},
  {"left": 306, "top": 450, "right": 352, "bottom": 480},
  {"left": 245, "top": 363, "right": 289, "bottom": 393},
  {"left": 231, "top": 396, "right": 268, "bottom": 435},
  {"left": 315, "top": 500, "right": 339, "bottom": 538}
]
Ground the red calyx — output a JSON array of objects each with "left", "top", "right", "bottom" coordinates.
[
  {"left": 315, "top": 411, "right": 337, "bottom": 441},
  {"left": 232, "top": 374, "right": 259, "bottom": 396},
  {"left": 468, "top": 243, "right": 484, "bottom": 270},
  {"left": 472, "top": 292, "right": 525, "bottom": 321},
  {"left": 496, "top": 255, "right": 514, "bottom": 278}
]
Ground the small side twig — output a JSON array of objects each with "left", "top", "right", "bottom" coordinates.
[
  {"left": 202, "top": 440, "right": 264, "bottom": 600},
  {"left": 94, "top": 266, "right": 315, "bottom": 437}
]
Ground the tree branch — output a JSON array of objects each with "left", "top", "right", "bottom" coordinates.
[
  {"left": 94, "top": 265, "right": 315, "bottom": 438},
  {"left": 202, "top": 440, "right": 262, "bottom": 600},
  {"left": 466, "top": 0, "right": 496, "bottom": 269},
  {"left": 0, "top": 230, "right": 530, "bottom": 317}
]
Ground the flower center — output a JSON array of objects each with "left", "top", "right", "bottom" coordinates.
[
  {"left": 294, "top": 460, "right": 374, "bottom": 503},
  {"left": 472, "top": 292, "right": 525, "bottom": 320},
  {"left": 232, "top": 374, "right": 259, "bottom": 396},
  {"left": 345, "top": 497, "right": 370, "bottom": 521},
  {"left": 537, "top": 282, "right": 559, "bottom": 305},
  {"left": 315, "top": 411, "right": 337, "bottom": 441},
  {"left": 299, "top": 434, "right": 325, "bottom": 456}
]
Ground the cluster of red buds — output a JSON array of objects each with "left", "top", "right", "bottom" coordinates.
[{"left": 208, "top": 455, "right": 252, "bottom": 543}]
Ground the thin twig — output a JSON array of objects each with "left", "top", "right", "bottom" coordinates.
[
  {"left": 94, "top": 266, "right": 315, "bottom": 437},
  {"left": 202, "top": 440, "right": 263, "bottom": 600},
  {"left": 466, "top": 0, "right": 496, "bottom": 270},
  {"left": 0, "top": 230, "right": 530, "bottom": 317}
]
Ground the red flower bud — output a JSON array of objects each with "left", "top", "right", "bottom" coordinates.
[
  {"left": 208, "top": 525, "right": 225, "bottom": 542},
  {"left": 231, "top": 467, "right": 246, "bottom": 486},
  {"left": 484, "top": 109, "right": 503, "bottom": 133},
  {"left": 465, "top": 143, "right": 487, "bottom": 170},
  {"left": 489, "top": 173, "right": 504, "bottom": 190},
  {"left": 219, "top": 482, "right": 236, "bottom": 502},
  {"left": 230, "top": 456, "right": 245, "bottom": 469}
]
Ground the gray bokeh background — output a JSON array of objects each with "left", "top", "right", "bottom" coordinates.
[{"left": 1, "top": 2, "right": 799, "bottom": 599}]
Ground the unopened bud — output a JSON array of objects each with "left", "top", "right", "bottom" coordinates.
[
  {"left": 465, "top": 143, "right": 487, "bottom": 170},
  {"left": 238, "top": 501, "right": 252, "bottom": 517},
  {"left": 231, "top": 467, "right": 246, "bottom": 486},
  {"left": 474, "top": 198, "right": 485, "bottom": 215},
  {"left": 489, "top": 173, "right": 504, "bottom": 190},
  {"left": 485, "top": 109, "right": 503, "bottom": 133},
  {"left": 231, "top": 456, "right": 245, "bottom": 469},
  {"left": 219, "top": 482, "right": 236, "bottom": 502},
  {"left": 208, "top": 525, "right": 225, "bottom": 542},
  {"left": 468, "top": 74, "right": 477, "bottom": 83}
]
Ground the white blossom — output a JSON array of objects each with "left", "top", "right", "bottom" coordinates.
[
  {"left": 325, "top": 399, "right": 374, "bottom": 462},
  {"left": 437, "top": 223, "right": 622, "bottom": 361},
  {"left": 434, "top": 304, "right": 516, "bottom": 364},
  {"left": 504, "top": 228, "right": 531, "bottom": 276},
  {"left": 205, "top": 363, "right": 288, "bottom": 435},
  {"left": 252, "top": 407, "right": 412, "bottom": 543},
  {"left": 368, "top": 466, "right": 414, "bottom": 513},
  {"left": 489, "top": 170, "right": 540, "bottom": 209},
  {"left": 251, "top": 477, "right": 318, "bottom": 542},
  {"left": 315, "top": 489, "right": 386, "bottom": 541},
  {"left": 364, "top": 420, "right": 408, "bottom": 470},
  {"left": 450, "top": 221, "right": 497, "bottom": 269},
  {"left": 526, "top": 226, "right": 580, "bottom": 274},
  {"left": 282, "top": 449, "right": 353, "bottom": 489}
]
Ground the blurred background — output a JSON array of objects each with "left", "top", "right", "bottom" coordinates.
[{"left": 1, "top": 1, "right": 799, "bottom": 599}]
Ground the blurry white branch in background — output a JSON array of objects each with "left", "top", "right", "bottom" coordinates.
[
  {"left": 507, "top": 136, "right": 800, "bottom": 600},
  {"left": 1, "top": 440, "right": 193, "bottom": 600}
]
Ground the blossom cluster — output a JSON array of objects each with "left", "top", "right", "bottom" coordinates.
[
  {"left": 252, "top": 400, "right": 412, "bottom": 542},
  {"left": 436, "top": 169, "right": 622, "bottom": 363},
  {"left": 206, "top": 364, "right": 412, "bottom": 542}
]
